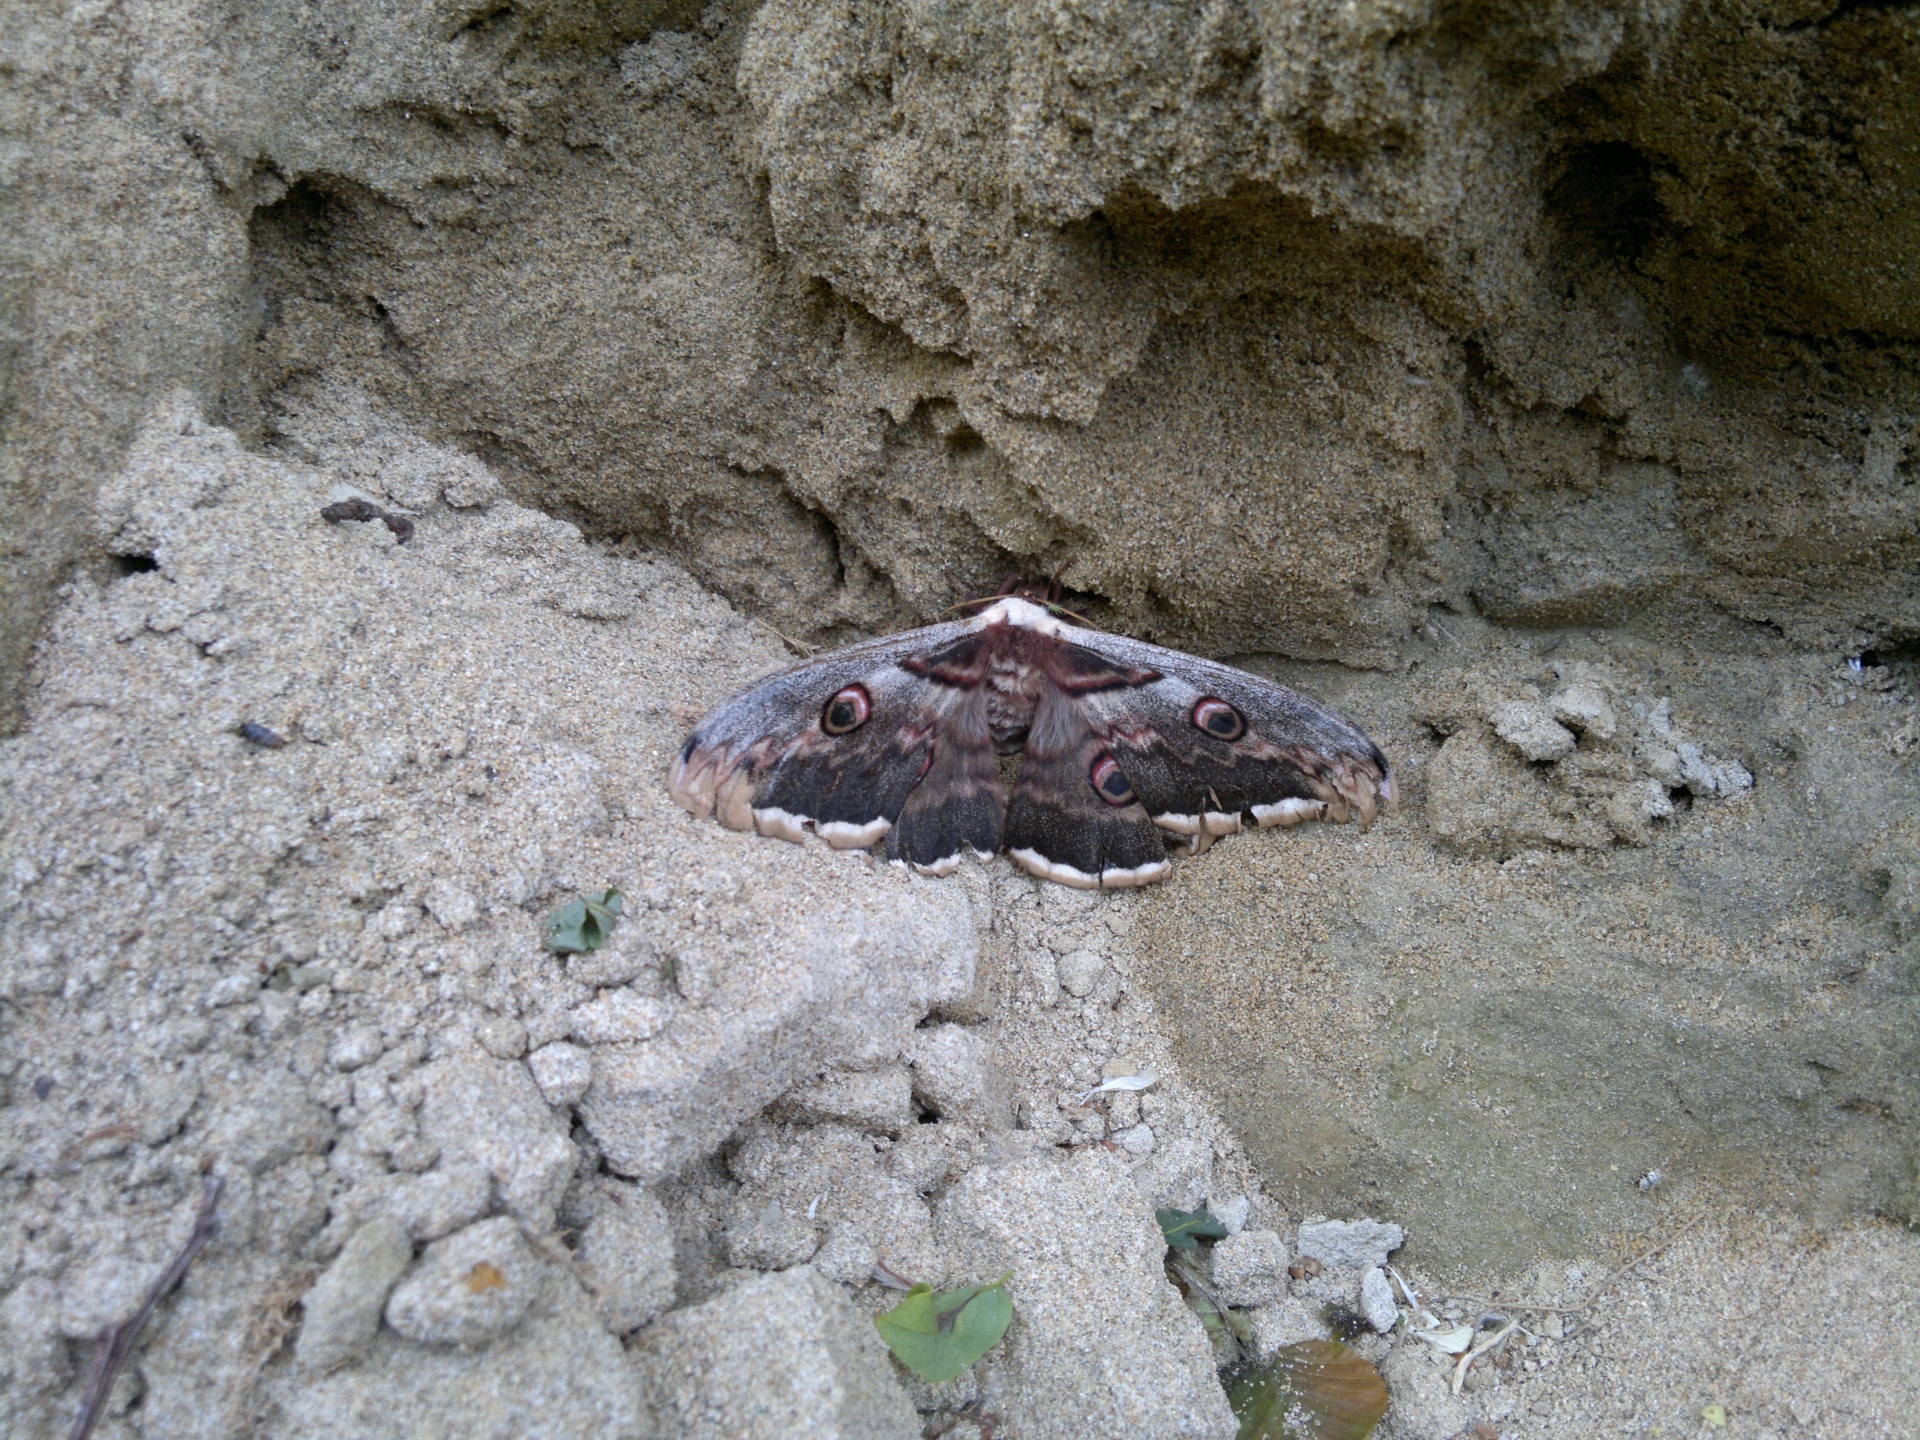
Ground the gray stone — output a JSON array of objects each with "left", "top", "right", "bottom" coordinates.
[
  {"left": 1295, "top": 1219, "right": 1406, "bottom": 1272},
  {"left": 908, "top": 1023, "right": 1009, "bottom": 1128},
  {"left": 725, "top": 1120, "right": 945, "bottom": 1285},
  {"left": 934, "top": 1150, "right": 1237, "bottom": 1440},
  {"left": 389, "top": 1163, "right": 494, "bottom": 1242},
  {"left": 272, "top": 1264, "right": 644, "bottom": 1436},
  {"left": 423, "top": 879, "right": 480, "bottom": 930},
  {"left": 569, "top": 988, "right": 670, "bottom": 1045},
  {"left": 1056, "top": 948, "right": 1105, "bottom": 998},
  {"left": 1490, "top": 700, "right": 1577, "bottom": 763},
  {"left": 328, "top": 1025, "right": 386, "bottom": 1072},
  {"left": 575, "top": 1182, "right": 676, "bottom": 1335},
  {"left": 1111, "top": 1122, "right": 1156, "bottom": 1157},
  {"left": 476, "top": 1017, "right": 527, "bottom": 1060},
  {"left": 386, "top": 1217, "right": 540, "bottom": 1347},
  {"left": 416, "top": 1054, "right": 576, "bottom": 1231},
  {"left": 633, "top": 1267, "right": 918, "bottom": 1439},
  {"left": 1359, "top": 1266, "right": 1399, "bottom": 1333},
  {"left": 1641, "top": 741, "right": 1686, "bottom": 788},
  {"left": 582, "top": 881, "right": 978, "bottom": 1180},
  {"left": 1675, "top": 742, "right": 1753, "bottom": 798},
  {"left": 526, "top": 1041, "right": 593, "bottom": 1107},
  {"left": 1212, "top": 1194, "right": 1252, "bottom": 1236},
  {"left": 1550, "top": 682, "right": 1617, "bottom": 740},
  {"left": 1210, "top": 1228, "right": 1291, "bottom": 1309},
  {"left": 1247, "top": 1296, "right": 1328, "bottom": 1360},
  {"left": 812, "top": 1221, "right": 879, "bottom": 1287},
  {"left": 200, "top": 1065, "right": 336, "bottom": 1175},
  {"left": 1605, "top": 778, "right": 1675, "bottom": 845},
  {"left": 1379, "top": 1340, "right": 1472, "bottom": 1440},
  {"left": 780, "top": 1065, "right": 914, "bottom": 1133},
  {"left": 298, "top": 1215, "right": 413, "bottom": 1369},
  {"left": 724, "top": 1198, "right": 820, "bottom": 1271}
]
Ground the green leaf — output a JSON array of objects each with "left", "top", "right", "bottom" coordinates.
[
  {"left": 1223, "top": 1341, "right": 1389, "bottom": 1440},
  {"left": 874, "top": 1273, "right": 1014, "bottom": 1383},
  {"left": 544, "top": 888, "right": 625, "bottom": 952},
  {"left": 1158, "top": 1206, "right": 1230, "bottom": 1250}
]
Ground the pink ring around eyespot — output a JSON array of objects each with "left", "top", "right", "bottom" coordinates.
[
  {"left": 821, "top": 684, "right": 872, "bottom": 735},
  {"left": 1089, "top": 752, "right": 1136, "bottom": 806},
  {"left": 1191, "top": 697, "right": 1246, "bottom": 741}
]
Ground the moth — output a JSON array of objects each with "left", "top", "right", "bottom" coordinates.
[{"left": 669, "top": 596, "right": 1392, "bottom": 889}]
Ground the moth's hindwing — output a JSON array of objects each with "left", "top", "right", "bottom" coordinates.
[
  {"left": 1004, "top": 688, "right": 1169, "bottom": 890},
  {"left": 888, "top": 684, "right": 1002, "bottom": 876}
]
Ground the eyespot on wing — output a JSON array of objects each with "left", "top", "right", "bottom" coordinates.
[
  {"left": 821, "top": 684, "right": 872, "bottom": 735},
  {"left": 1190, "top": 697, "right": 1246, "bottom": 741},
  {"left": 1089, "top": 753, "right": 1137, "bottom": 807}
]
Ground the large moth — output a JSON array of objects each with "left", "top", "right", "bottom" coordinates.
[{"left": 669, "top": 596, "right": 1392, "bottom": 889}]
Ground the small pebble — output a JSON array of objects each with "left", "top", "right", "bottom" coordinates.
[
  {"left": 329, "top": 1025, "right": 387, "bottom": 1071},
  {"left": 205, "top": 972, "right": 259, "bottom": 1007},
  {"left": 237, "top": 721, "right": 286, "bottom": 748},
  {"left": 32, "top": 1075, "right": 54, "bottom": 1099},
  {"left": 476, "top": 1017, "right": 528, "bottom": 1060},
  {"left": 424, "top": 879, "right": 480, "bottom": 931},
  {"left": 1056, "top": 949, "right": 1104, "bottom": 998},
  {"left": 1359, "top": 1265, "right": 1398, "bottom": 1333},
  {"left": 385, "top": 1216, "right": 538, "bottom": 1345},
  {"left": 1212, "top": 1194, "right": 1252, "bottom": 1235},
  {"left": 569, "top": 990, "right": 668, "bottom": 1045},
  {"left": 299, "top": 1215, "right": 414, "bottom": 1369},
  {"left": 1289, "top": 1256, "right": 1322, "bottom": 1280},
  {"left": 527, "top": 1041, "right": 593, "bottom": 1107},
  {"left": 390, "top": 1163, "right": 494, "bottom": 1241},
  {"left": 811, "top": 1221, "right": 878, "bottom": 1288}
]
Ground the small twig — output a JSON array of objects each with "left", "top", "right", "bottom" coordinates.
[
  {"left": 1578, "top": 1214, "right": 1705, "bottom": 1309},
  {"left": 752, "top": 617, "right": 815, "bottom": 658},
  {"left": 1450, "top": 1316, "right": 1521, "bottom": 1395},
  {"left": 871, "top": 1259, "right": 917, "bottom": 1291},
  {"left": 69, "top": 1175, "right": 224, "bottom": 1440},
  {"left": 1427, "top": 1294, "right": 1589, "bottom": 1317},
  {"left": 1434, "top": 1214, "right": 1707, "bottom": 1319}
]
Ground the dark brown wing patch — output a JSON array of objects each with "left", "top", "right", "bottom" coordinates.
[
  {"left": 888, "top": 686, "right": 1003, "bottom": 874},
  {"left": 1004, "top": 689, "right": 1170, "bottom": 889}
]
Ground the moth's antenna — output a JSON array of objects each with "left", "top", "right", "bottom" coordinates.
[
  {"left": 751, "top": 616, "right": 816, "bottom": 657},
  {"left": 941, "top": 595, "right": 1002, "bottom": 616},
  {"left": 1043, "top": 601, "right": 1103, "bottom": 629}
]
